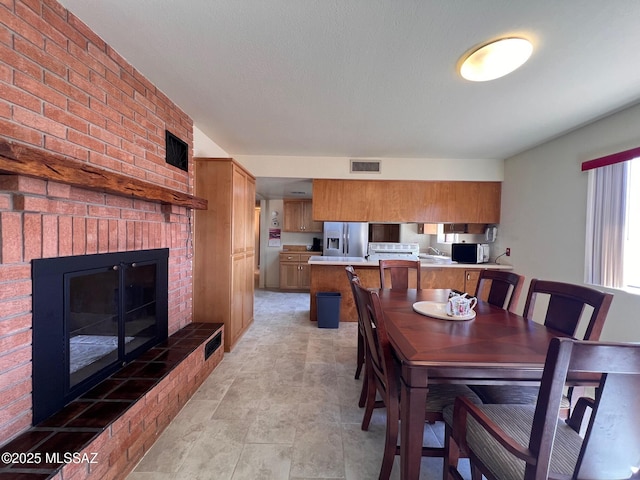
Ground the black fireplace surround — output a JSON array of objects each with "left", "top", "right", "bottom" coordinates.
[{"left": 32, "top": 248, "right": 169, "bottom": 424}]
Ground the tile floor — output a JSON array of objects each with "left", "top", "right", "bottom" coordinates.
[{"left": 127, "top": 289, "right": 471, "bottom": 480}]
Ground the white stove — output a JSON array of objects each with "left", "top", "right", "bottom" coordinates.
[{"left": 367, "top": 242, "right": 420, "bottom": 261}]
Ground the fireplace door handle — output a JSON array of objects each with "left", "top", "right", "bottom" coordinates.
[{"left": 112, "top": 263, "right": 140, "bottom": 270}]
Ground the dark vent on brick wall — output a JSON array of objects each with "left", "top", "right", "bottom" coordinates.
[
  {"left": 166, "top": 130, "right": 188, "bottom": 172},
  {"left": 350, "top": 159, "right": 381, "bottom": 173},
  {"left": 204, "top": 331, "right": 222, "bottom": 360}
]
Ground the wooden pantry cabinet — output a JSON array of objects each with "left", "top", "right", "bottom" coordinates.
[
  {"left": 194, "top": 158, "right": 255, "bottom": 352},
  {"left": 283, "top": 199, "right": 322, "bottom": 232},
  {"left": 312, "top": 179, "right": 501, "bottom": 224}
]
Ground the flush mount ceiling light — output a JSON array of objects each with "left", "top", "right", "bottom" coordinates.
[{"left": 459, "top": 37, "right": 533, "bottom": 82}]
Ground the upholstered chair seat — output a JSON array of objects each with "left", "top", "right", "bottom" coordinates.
[
  {"left": 443, "top": 404, "right": 582, "bottom": 479},
  {"left": 471, "top": 385, "right": 571, "bottom": 410}
]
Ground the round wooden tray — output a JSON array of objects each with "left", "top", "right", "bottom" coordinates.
[{"left": 412, "top": 301, "right": 476, "bottom": 321}]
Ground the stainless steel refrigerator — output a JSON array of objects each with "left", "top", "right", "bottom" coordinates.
[{"left": 322, "top": 222, "right": 369, "bottom": 257}]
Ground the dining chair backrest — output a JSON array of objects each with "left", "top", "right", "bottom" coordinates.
[
  {"left": 378, "top": 259, "right": 421, "bottom": 290},
  {"left": 529, "top": 338, "right": 640, "bottom": 480},
  {"left": 523, "top": 279, "right": 613, "bottom": 340},
  {"left": 474, "top": 269, "right": 525, "bottom": 313},
  {"left": 345, "top": 265, "right": 362, "bottom": 318},
  {"left": 352, "top": 279, "right": 398, "bottom": 404},
  {"left": 346, "top": 265, "right": 366, "bottom": 384}
]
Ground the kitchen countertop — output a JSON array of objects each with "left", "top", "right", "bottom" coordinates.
[
  {"left": 308, "top": 255, "right": 512, "bottom": 269},
  {"left": 281, "top": 244, "right": 320, "bottom": 253}
]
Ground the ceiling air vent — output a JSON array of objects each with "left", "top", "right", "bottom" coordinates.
[{"left": 350, "top": 159, "right": 381, "bottom": 173}]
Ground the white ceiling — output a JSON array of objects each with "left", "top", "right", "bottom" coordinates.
[
  {"left": 254, "top": 177, "right": 314, "bottom": 200},
  {"left": 58, "top": 1, "right": 640, "bottom": 165}
]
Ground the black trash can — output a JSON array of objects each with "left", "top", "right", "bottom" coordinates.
[{"left": 316, "top": 292, "right": 341, "bottom": 328}]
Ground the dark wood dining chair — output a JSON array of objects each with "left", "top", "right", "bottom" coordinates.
[
  {"left": 345, "top": 265, "right": 367, "bottom": 407},
  {"left": 470, "top": 279, "right": 614, "bottom": 417},
  {"left": 474, "top": 269, "right": 525, "bottom": 314},
  {"left": 445, "top": 337, "right": 640, "bottom": 480},
  {"left": 378, "top": 259, "right": 421, "bottom": 290},
  {"left": 352, "top": 278, "right": 482, "bottom": 480}
]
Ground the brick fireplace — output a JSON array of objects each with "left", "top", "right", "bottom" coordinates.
[{"left": 0, "top": 0, "right": 203, "bottom": 451}]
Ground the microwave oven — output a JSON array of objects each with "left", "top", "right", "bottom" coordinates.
[{"left": 451, "top": 243, "right": 490, "bottom": 264}]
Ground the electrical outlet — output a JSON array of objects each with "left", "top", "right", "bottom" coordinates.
[{"left": 506, "top": 248, "right": 511, "bottom": 256}]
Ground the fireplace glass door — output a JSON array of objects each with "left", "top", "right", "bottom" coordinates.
[
  {"left": 68, "top": 267, "right": 119, "bottom": 388},
  {"left": 123, "top": 262, "right": 158, "bottom": 355},
  {"left": 66, "top": 261, "right": 159, "bottom": 389},
  {"left": 32, "top": 248, "right": 168, "bottom": 424}
]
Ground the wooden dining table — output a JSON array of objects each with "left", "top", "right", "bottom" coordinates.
[{"left": 377, "top": 288, "right": 571, "bottom": 480}]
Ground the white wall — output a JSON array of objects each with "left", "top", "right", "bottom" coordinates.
[
  {"left": 259, "top": 199, "right": 280, "bottom": 289},
  {"left": 399, "top": 223, "right": 431, "bottom": 250},
  {"left": 193, "top": 125, "right": 229, "bottom": 157},
  {"left": 500, "top": 102, "right": 640, "bottom": 342},
  {"left": 235, "top": 155, "right": 503, "bottom": 181}
]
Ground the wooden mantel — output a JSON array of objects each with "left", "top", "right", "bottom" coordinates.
[{"left": 0, "top": 139, "right": 207, "bottom": 210}]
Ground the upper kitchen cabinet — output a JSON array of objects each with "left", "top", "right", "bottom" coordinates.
[
  {"left": 448, "top": 181, "right": 501, "bottom": 224},
  {"left": 312, "top": 179, "right": 501, "bottom": 223},
  {"left": 283, "top": 199, "right": 322, "bottom": 232},
  {"left": 312, "top": 180, "right": 383, "bottom": 222},
  {"left": 369, "top": 223, "right": 400, "bottom": 242},
  {"left": 419, "top": 223, "right": 489, "bottom": 234}
]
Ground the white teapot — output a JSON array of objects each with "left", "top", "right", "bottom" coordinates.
[{"left": 446, "top": 293, "right": 477, "bottom": 317}]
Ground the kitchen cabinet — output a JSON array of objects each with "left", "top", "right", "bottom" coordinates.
[
  {"left": 312, "top": 179, "right": 501, "bottom": 224},
  {"left": 194, "top": 158, "right": 255, "bottom": 352},
  {"left": 421, "top": 268, "right": 466, "bottom": 291},
  {"left": 283, "top": 199, "right": 322, "bottom": 232},
  {"left": 419, "top": 223, "right": 488, "bottom": 234},
  {"left": 309, "top": 262, "right": 510, "bottom": 322},
  {"left": 418, "top": 223, "right": 439, "bottom": 235},
  {"left": 464, "top": 270, "right": 481, "bottom": 293},
  {"left": 369, "top": 223, "right": 400, "bottom": 242},
  {"left": 420, "top": 267, "right": 482, "bottom": 293},
  {"left": 312, "top": 180, "right": 384, "bottom": 222},
  {"left": 444, "top": 223, "right": 469, "bottom": 234},
  {"left": 279, "top": 252, "right": 312, "bottom": 289},
  {"left": 465, "top": 224, "right": 488, "bottom": 234}
]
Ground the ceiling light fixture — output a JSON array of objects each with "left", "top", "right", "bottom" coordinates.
[{"left": 459, "top": 37, "right": 533, "bottom": 82}]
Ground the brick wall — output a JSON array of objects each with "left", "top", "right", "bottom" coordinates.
[{"left": 0, "top": 0, "right": 196, "bottom": 444}]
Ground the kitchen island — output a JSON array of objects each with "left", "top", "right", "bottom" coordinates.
[{"left": 308, "top": 256, "right": 513, "bottom": 322}]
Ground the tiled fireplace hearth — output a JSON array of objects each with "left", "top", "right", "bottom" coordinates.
[
  {"left": 0, "top": 0, "right": 219, "bottom": 478},
  {"left": 0, "top": 322, "right": 223, "bottom": 479}
]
